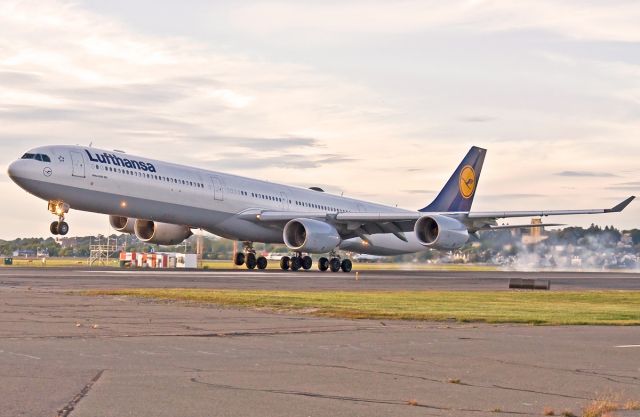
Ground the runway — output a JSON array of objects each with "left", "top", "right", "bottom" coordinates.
[
  {"left": 1, "top": 268, "right": 639, "bottom": 417},
  {"left": 2, "top": 267, "right": 640, "bottom": 291}
]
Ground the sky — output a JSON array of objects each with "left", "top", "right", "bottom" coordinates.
[{"left": 0, "top": 0, "right": 639, "bottom": 239}]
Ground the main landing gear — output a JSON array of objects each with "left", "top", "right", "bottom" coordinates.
[
  {"left": 233, "top": 244, "right": 353, "bottom": 273},
  {"left": 279, "top": 253, "right": 313, "bottom": 271},
  {"left": 279, "top": 252, "right": 352, "bottom": 273},
  {"left": 234, "top": 242, "right": 268, "bottom": 270},
  {"left": 48, "top": 200, "right": 70, "bottom": 236}
]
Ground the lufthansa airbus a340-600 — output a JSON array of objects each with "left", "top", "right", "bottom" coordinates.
[{"left": 7, "top": 145, "right": 634, "bottom": 272}]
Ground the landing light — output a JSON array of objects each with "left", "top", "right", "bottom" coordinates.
[{"left": 120, "top": 201, "right": 127, "bottom": 208}]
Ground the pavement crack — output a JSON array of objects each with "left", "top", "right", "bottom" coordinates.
[
  {"left": 190, "top": 378, "right": 530, "bottom": 415},
  {"left": 190, "top": 378, "right": 445, "bottom": 415},
  {"left": 490, "top": 358, "right": 640, "bottom": 386},
  {"left": 56, "top": 369, "right": 104, "bottom": 417},
  {"left": 0, "top": 327, "right": 377, "bottom": 340},
  {"left": 292, "top": 362, "right": 444, "bottom": 383},
  {"left": 291, "top": 362, "right": 589, "bottom": 401}
]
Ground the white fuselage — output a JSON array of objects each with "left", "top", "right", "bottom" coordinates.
[{"left": 8, "top": 145, "right": 428, "bottom": 255}]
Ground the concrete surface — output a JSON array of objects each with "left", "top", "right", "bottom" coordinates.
[{"left": 0, "top": 268, "right": 639, "bottom": 416}]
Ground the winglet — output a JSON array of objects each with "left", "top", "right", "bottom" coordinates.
[{"left": 604, "top": 196, "right": 635, "bottom": 213}]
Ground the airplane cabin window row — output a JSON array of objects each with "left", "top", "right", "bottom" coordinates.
[
  {"left": 251, "top": 192, "right": 283, "bottom": 202},
  {"left": 94, "top": 164, "right": 205, "bottom": 188},
  {"left": 295, "top": 200, "right": 345, "bottom": 213},
  {"left": 92, "top": 163, "right": 349, "bottom": 212}
]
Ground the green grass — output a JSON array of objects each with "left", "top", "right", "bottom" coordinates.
[
  {"left": 2, "top": 257, "right": 119, "bottom": 267},
  {"left": 82, "top": 289, "right": 640, "bottom": 325}
]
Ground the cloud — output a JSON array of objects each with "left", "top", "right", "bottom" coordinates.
[
  {"left": 403, "top": 189, "right": 435, "bottom": 194},
  {"left": 227, "top": 1, "right": 640, "bottom": 42},
  {"left": 608, "top": 181, "right": 640, "bottom": 191},
  {"left": 200, "top": 150, "right": 357, "bottom": 171},
  {"left": 191, "top": 135, "right": 322, "bottom": 150},
  {"left": 0, "top": 70, "right": 42, "bottom": 85},
  {"left": 483, "top": 193, "right": 545, "bottom": 199},
  {"left": 460, "top": 116, "right": 495, "bottom": 123},
  {"left": 555, "top": 171, "right": 618, "bottom": 177},
  {"left": 1, "top": 0, "right": 639, "bottom": 237},
  {"left": 0, "top": 0, "right": 392, "bottom": 167}
]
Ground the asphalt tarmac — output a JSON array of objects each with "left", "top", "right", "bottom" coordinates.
[
  {"left": 2, "top": 267, "right": 640, "bottom": 291},
  {"left": 1, "top": 267, "right": 639, "bottom": 417}
]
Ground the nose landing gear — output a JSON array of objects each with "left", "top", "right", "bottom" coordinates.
[{"left": 48, "top": 200, "right": 70, "bottom": 236}]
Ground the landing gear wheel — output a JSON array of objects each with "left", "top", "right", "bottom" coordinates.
[
  {"left": 50, "top": 221, "right": 59, "bottom": 235},
  {"left": 290, "top": 256, "right": 302, "bottom": 271},
  {"left": 57, "top": 222, "right": 69, "bottom": 236},
  {"left": 329, "top": 258, "right": 341, "bottom": 272},
  {"left": 234, "top": 252, "right": 245, "bottom": 266},
  {"left": 246, "top": 253, "right": 257, "bottom": 269},
  {"left": 340, "top": 259, "right": 352, "bottom": 273},
  {"left": 257, "top": 256, "right": 268, "bottom": 270},
  {"left": 280, "top": 256, "right": 290, "bottom": 270},
  {"left": 318, "top": 257, "right": 329, "bottom": 271},
  {"left": 302, "top": 256, "right": 313, "bottom": 270}
]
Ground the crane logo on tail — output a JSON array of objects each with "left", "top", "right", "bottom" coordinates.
[{"left": 458, "top": 165, "right": 476, "bottom": 199}]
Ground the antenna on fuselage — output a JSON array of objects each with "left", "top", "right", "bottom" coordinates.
[{"left": 89, "top": 141, "right": 93, "bottom": 147}]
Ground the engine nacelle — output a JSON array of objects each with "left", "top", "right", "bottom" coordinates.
[
  {"left": 414, "top": 214, "right": 469, "bottom": 250},
  {"left": 134, "top": 220, "right": 193, "bottom": 245},
  {"left": 109, "top": 215, "right": 135, "bottom": 234},
  {"left": 283, "top": 218, "right": 341, "bottom": 253}
]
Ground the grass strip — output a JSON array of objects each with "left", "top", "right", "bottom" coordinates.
[{"left": 82, "top": 289, "right": 640, "bottom": 325}]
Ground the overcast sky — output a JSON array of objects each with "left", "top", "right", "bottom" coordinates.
[{"left": 1, "top": 0, "right": 639, "bottom": 239}]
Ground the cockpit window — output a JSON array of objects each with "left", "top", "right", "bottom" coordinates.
[{"left": 21, "top": 153, "right": 51, "bottom": 162}]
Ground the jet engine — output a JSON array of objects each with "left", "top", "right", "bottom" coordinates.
[
  {"left": 283, "top": 218, "right": 341, "bottom": 253},
  {"left": 134, "top": 219, "right": 193, "bottom": 245},
  {"left": 414, "top": 214, "right": 469, "bottom": 250},
  {"left": 109, "top": 215, "right": 135, "bottom": 234}
]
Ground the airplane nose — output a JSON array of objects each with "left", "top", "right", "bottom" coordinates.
[{"left": 7, "top": 160, "right": 18, "bottom": 179}]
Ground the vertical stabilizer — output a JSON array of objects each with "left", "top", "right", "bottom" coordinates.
[{"left": 419, "top": 146, "right": 486, "bottom": 212}]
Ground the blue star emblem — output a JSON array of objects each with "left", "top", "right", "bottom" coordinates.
[{"left": 58, "top": 155, "right": 65, "bottom": 162}]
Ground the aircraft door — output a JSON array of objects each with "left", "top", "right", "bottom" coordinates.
[
  {"left": 70, "top": 151, "right": 85, "bottom": 178},
  {"left": 279, "top": 192, "right": 289, "bottom": 210},
  {"left": 210, "top": 176, "right": 224, "bottom": 201}
]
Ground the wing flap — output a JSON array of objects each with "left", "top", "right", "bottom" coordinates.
[
  {"left": 481, "top": 223, "right": 564, "bottom": 230},
  {"left": 336, "top": 212, "right": 420, "bottom": 221}
]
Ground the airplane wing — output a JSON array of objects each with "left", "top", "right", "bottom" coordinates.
[
  {"left": 237, "top": 144, "right": 634, "bottom": 244},
  {"left": 467, "top": 196, "right": 636, "bottom": 220},
  {"left": 239, "top": 197, "right": 634, "bottom": 240}
]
